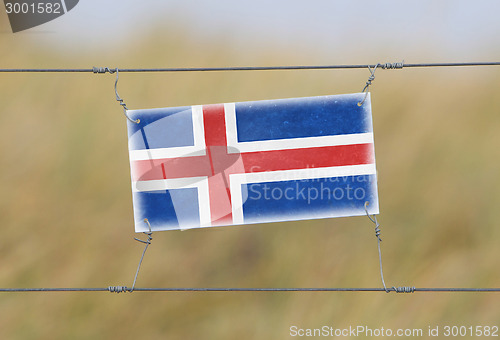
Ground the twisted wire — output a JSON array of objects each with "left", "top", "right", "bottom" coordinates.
[
  {"left": 364, "top": 203, "right": 417, "bottom": 294},
  {"left": 391, "top": 286, "right": 416, "bottom": 293},
  {"left": 379, "top": 61, "right": 405, "bottom": 69},
  {"left": 108, "top": 286, "right": 129, "bottom": 293},
  {"left": 364, "top": 202, "right": 390, "bottom": 292},
  {"left": 358, "top": 64, "right": 381, "bottom": 106},
  {"left": 92, "top": 67, "right": 115, "bottom": 74},
  {"left": 112, "top": 68, "right": 140, "bottom": 124},
  {"left": 130, "top": 219, "right": 154, "bottom": 292}
]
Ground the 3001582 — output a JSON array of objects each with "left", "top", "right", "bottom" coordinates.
[
  {"left": 443, "top": 326, "right": 499, "bottom": 337},
  {"left": 4, "top": 2, "right": 61, "bottom": 14}
]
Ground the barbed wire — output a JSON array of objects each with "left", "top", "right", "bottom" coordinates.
[{"left": 0, "top": 61, "right": 499, "bottom": 73}]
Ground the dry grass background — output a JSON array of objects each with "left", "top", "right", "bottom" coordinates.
[{"left": 1, "top": 17, "right": 500, "bottom": 340}]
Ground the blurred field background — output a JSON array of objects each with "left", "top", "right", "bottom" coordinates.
[{"left": 1, "top": 2, "right": 500, "bottom": 339}]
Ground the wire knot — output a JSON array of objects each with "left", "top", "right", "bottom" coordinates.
[
  {"left": 364, "top": 202, "right": 382, "bottom": 242},
  {"left": 365, "top": 74, "right": 375, "bottom": 87},
  {"left": 362, "top": 69, "right": 376, "bottom": 93},
  {"left": 108, "top": 286, "right": 129, "bottom": 293},
  {"left": 134, "top": 219, "right": 153, "bottom": 245},
  {"left": 391, "top": 286, "right": 415, "bottom": 293},
  {"left": 380, "top": 61, "right": 404, "bottom": 70},
  {"left": 374, "top": 224, "right": 382, "bottom": 241},
  {"left": 92, "top": 66, "right": 116, "bottom": 74},
  {"left": 358, "top": 64, "right": 378, "bottom": 106}
]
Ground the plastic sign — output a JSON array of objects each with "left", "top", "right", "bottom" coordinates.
[{"left": 127, "top": 93, "right": 379, "bottom": 232}]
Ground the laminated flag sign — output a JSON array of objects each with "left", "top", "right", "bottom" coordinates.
[{"left": 127, "top": 93, "right": 379, "bottom": 232}]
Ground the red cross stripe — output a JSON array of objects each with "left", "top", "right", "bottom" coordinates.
[{"left": 130, "top": 104, "right": 375, "bottom": 226}]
